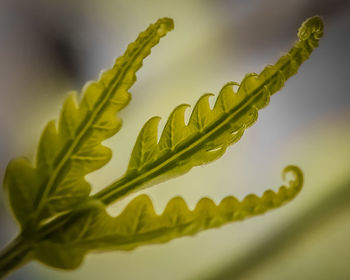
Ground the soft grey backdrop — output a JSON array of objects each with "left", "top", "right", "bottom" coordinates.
[{"left": 1, "top": 1, "right": 349, "bottom": 279}]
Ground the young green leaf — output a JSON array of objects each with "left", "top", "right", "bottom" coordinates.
[
  {"left": 3, "top": 18, "right": 174, "bottom": 228},
  {"left": 0, "top": 16, "right": 323, "bottom": 277},
  {"left": 34, "top": 166, "right": 302, "bottom": 269},
  {"left": 95, "top": 16, "right": 323, "bottom": 205}
]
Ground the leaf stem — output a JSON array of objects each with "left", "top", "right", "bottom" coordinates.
[{"left": 0, "top": 234, "right": 33, "bottom": 278}]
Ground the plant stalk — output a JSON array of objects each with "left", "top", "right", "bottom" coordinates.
[{"left": 0, "top": 234, "right": 33, "bottom": 279}]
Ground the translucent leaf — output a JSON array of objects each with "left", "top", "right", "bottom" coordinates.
[
  {"left": 95, "top": 16, "right": 323, "bottom": 205},
  {"left": 3, "top": 18, "right": 174, "bottom": 227},
  {"left": 35, "top": 166, "right": 303, "bottom": 269},
  {"left": 0, "top": 16, "right": 323, "bottom": 276}
]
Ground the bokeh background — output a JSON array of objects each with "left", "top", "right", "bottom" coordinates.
[{"left": 1, "top": 0, "right": 350, "bottom": 279}]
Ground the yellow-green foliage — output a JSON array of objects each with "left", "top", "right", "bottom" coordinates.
[
  {"left": 36, "top": 166, "right": 303, "bottom": 269},
  {"left": 0, "top": 16, "right": 323, "bottom": 275},
  {"left": 4, "top": 18, "right": 174, "bottom": 228}
]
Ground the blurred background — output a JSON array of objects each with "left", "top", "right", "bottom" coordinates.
[{"left": 0, "top": 0, "right": 349, "bottom": 279}]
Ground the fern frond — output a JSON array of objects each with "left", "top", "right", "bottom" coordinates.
[
  {"left": 0, "top": 16, "right": 323, "bottom": 277},
  {"left": 35, "top": 166, "right": 302, "bottom": 269},
  {"left": 95, "top": 16, "right": 323, "bottom": 205},
  {"left": 3, "top": 18, "right": 174, "bottom": 227}
]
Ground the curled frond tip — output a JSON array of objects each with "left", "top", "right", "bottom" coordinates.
[
  {"left": 156, "top": 17, "right": 174, "bottom": 36},
  {"left": 298, "top": 16, "right": 324, "bottom": 40}
]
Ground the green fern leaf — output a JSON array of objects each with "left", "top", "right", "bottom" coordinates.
[
  {"left": 3, "top": 18, "right": 174, "bottom": 227},
  {"left": 0, "top": 16, "right": 323, "bottom": 276},
  {"left": 95, "top": 16, "right": 323, "bottom": 205},
  {"left": 35, "top": 166, "right": 302, "bottom": 269}
]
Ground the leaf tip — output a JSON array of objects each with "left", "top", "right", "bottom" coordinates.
[
  {"left": 298, "top": 16, "right": 324, "bottom": 41},
  {"left": 156, "top": 17, "right": 175, "bottom": 36},
  {"left": 282, "top": 165, "right": 304, "bottom": 189}
]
